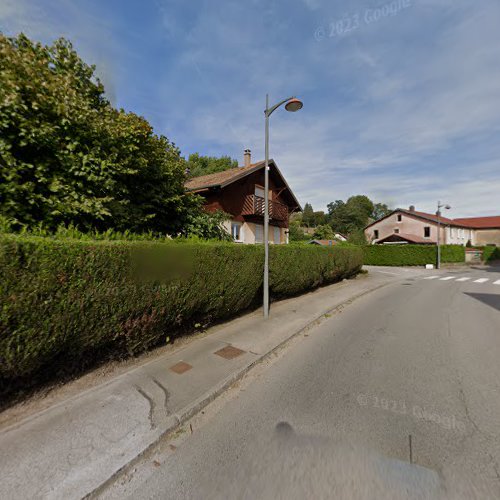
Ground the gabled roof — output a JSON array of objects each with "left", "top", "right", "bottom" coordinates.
[
  {"left": 308, "top": 239, "right": 337, "bottom": 246},
  {"left": 376, "top": 233, "right": 435, "bottom": 245},
  {"left": 452, "top": 216, "right": 500, "bottom": 229},
  {"left": 401, "top": 209, "right": 455, "bottom": 225},
  {"left": 366, "top": 208, "right": 463, "bottom": 230},
  {"left": 185, "top": 162, "right": 264, "bottom": 191},
  {"left": 365, "top": 208, "right": 500, "bottom": 230},
  {"left": 185, "top": 159, "right": 302, "bottom": 211}
]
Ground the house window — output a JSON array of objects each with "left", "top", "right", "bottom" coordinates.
[
  {"left": 424, "top": 226, "right": 431, "bottom": 238},
  {"left": 231, "top": 222, "right": 242, "bottom": 242},
  {"left": 255, "top": 185, "right": 265, "bottom": 198},
  {"left": 397, "top": 214, "right": 402, "bottom": 222},
  {"left": 394, "top": 228, "right": 400, "bottom": 234},
  {"left": 255, "top": 224, "right": 264, "bottom": 243},
  {"left": 374, "top": 230, "right": 379, "bottom": 239},
  {"left": 273, "top": 226, "right": 280, "bottom": 244}
]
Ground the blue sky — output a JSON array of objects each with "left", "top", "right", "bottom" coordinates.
[{"left": 2, "top": 0, "right": 500, "bottom": 216}]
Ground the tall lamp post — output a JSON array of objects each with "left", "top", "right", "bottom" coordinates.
[
  {"left": 263, "top": 94, "right": 303, "bottom": 318},
  {"left": 436, "top": 201, "right": 451, "bottom": 269}
]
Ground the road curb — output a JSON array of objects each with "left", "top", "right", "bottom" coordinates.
[{"left": 86, "top": 278, "right": 391, "bottom": 498}]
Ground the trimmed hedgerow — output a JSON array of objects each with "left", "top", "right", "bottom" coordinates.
[
  {"left": 269, "top": 245, "right": 363, "bottom": 297},
  {"left": 475, "top": 246, "right": 500, "bottom": 262},
  {"left": 0, "top": 235, "right": 362, "bottom": 385},
  {"left": 362, "top": 244, "right": 465, "bottom": 266}
]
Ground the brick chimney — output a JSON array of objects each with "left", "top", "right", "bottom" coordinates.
[
  {"left": 409, "top": 205, "right": 415, "bottom": 212},
  {"left": 243, "top": 149, "right": 251, "bottom": 167}
]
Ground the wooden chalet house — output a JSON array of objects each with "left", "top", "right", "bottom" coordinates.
[{"left": 185, "top": 150, "right": 301, "bottom": 244}]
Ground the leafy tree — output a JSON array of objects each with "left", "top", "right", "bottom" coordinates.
[
  {"left": 294, "top": 207, "right": 327, "bottom": 228},
  {"left": 288, "top": 219, "right": 309, "bottom": 241},
  {"left": 0, "top": 33, "right": 203, "bottom": 235},
  {"left": 183, "top": 209, "right": 232, "bottom": 240},
  {"left": 345, "top": 195, "right": 374, "bottom": 228},
  {"left": 186, "top": 153, "right": 238, "bottom": 178},
  {"left": 372, "top": 202, "right": 392, "bottom": 221},
  {"left": 326, "top": 195, "right": 393, "bottom": 243},
  {"left": 347, "top": 229, "right": 367, "bottom": 245},
  {"left": 312, "top": 224, "right": 335, "bottom": 240},
  {"left": 327, "top": 200, "right": 350, "bottom": 234},
  {"left": 326, "top": 200, "right": 345, "bottom": 215},
  {"left": 328, "top": 195, "right": 375, "bottom": 235},
  {"left": 312, "top": 210, "right": 328, "bottom": 226},
  {"left": 302, "top": 203, "right": 315, "bottom": 227},
  {"left": 289, "top": 212, "right": 303, "bottom": 225}
]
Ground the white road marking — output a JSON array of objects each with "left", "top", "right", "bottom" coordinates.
[{"left": 423, "top": 276, "right": 498, "bottom": 285}]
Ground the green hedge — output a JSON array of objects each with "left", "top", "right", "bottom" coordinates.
[
  {"left": 475, "top": 246, "right": 500, "bottom": 262},
  {"left": 362, "top": 244, "right": 465, "bottom": 266},
  {"left": 269, "top": 245, "right": 362, "bottom": 297},
  {"left": 0, "top": 235, "right": 362, "bottom": 384}
]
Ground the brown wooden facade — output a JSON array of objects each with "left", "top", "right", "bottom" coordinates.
[{"left": 192, "top": 163, "right": 300, "bottom": 229}]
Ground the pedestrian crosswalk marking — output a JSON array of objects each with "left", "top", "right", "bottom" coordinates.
[{"left": 423, "top": 275, "right": 500, "bottom": 284}]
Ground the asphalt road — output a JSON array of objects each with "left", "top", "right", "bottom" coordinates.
[{"left": 102, "top": 265, "right": 500, "bottom": 499}]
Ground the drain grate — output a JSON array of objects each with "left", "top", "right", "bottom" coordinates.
[
  {"left": 170, "top": 361, "right": 193, "bottom": 374},
  {"left": 214, "top": 345, "right": 246, "bottom": 360}
]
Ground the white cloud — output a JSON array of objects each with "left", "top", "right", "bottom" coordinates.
[{"left": 0, "top": 0, "right": 121, "bottom": 104}]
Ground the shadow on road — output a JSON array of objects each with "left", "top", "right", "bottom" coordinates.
[
  {"left": 464, "top": 292, "right": 500, "bottom": 312},
  {"left": 468, "top": 262, "right": 500, "bottom": 273}
]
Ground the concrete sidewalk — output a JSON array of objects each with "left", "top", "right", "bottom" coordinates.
[{"left": 0, "top": 268, "right": 420, "bottom": 499}]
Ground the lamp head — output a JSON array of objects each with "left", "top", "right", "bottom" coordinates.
[{"left": 285, "top": 98, "right": 303, "bottom": 112}]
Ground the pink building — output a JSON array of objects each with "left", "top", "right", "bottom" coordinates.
[{"left": 365, "top": 206, "right": 500, "bottom": 246}]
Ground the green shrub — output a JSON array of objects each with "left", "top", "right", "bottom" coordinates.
[
  {"left": 0, "top": 235, "right": 362, "bottom": 386},
  {"left": 474, "top": 246, "right": 500, "bottom": 262},
  {"left": 362, "top": 244, "right": 465, "bottom": 266}
]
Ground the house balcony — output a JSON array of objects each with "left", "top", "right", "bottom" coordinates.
[{"left": 242, "top": 194, "right": 288, "bottom": 222}]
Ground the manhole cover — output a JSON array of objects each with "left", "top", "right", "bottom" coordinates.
[
  {"left": 170, "top": 361, "right": 193, "bottom": 374},
  {"left": 214, "top": 345, "right": 246, "bottom": 360}
]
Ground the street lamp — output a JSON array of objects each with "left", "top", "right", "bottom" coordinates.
[
  {"left": 263, "top": 94, "right": 303, "bottom": 318},
  {"left": 436, "top": 201, "right": 451, "bottom": 269}
]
